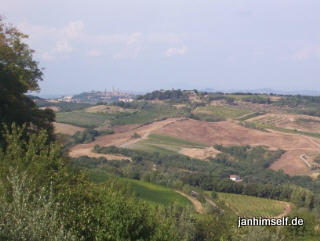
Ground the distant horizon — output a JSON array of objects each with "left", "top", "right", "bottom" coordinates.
[
  {"left": 33, "top": 87, "right": 320, "bottom": 99},
  {"left": 3, "top": 0, "right": 320, "bottom": 97}
]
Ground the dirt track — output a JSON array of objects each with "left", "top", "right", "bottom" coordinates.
[
  {"left": 274, "top": 202, "right": 293, "bottom": 218},
  {"left": 175, "top": 190, "right": 204, "bottom": 214}
]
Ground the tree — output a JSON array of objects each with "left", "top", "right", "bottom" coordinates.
[{"left": 0, "top": 17, "right": 54, "bottom": 148}]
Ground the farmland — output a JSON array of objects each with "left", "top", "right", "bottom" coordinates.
[
  {"left": 88, "top": 171, "right": 192, "bottom": 207},
  {"left": 192, "top": 105, "right": 252, "bottom": 121},
  {"left": 56, "top": 102, "right": 188, "bottom": 128},
  {"left": 56, "top": 111, "right": 113, "bottom": 128},
  {"left": 129, "top": 133, "right": 207, "bottom": 155},
  {"left": 127, "top": 179, "right": 192, "bottom": 207},
  {"left": 217, "top": 192, "right": 289, "bottom": 217}
]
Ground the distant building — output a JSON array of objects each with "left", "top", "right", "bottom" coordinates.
[
  {"left": 119, "top": 98, "right": 133, "bottom": 102},
  {"left": 57, "top": 96, "right": 73, "bottom": 102},
  {"left": 229, "top": 175, "right": 241, "bottom": 182}
]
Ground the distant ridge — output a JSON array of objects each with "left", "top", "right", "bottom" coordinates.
[{"left": 202, "top": 88, "right": 320, "bottom": 96}]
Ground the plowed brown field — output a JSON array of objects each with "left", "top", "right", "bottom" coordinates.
[
  {"left": 54, "top": 122, "right": 84, "bottom": 135},
  {"left": 154, "top": 119, "right": 320, "bottom": 176}
]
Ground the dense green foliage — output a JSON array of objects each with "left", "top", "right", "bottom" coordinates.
[
  {"left": 0, "top": 125, "right": 192, "bottom": 241},
  {"left": 0, "top": 18, "right": 55, "bottom": 147},
  {"left": 242, "top": 95, "right": 271, "bottom": 104},
  {"left": 71, "top": 128, "right": 109, "bottom": 144},
  {"left": 136, "top": 89, "right": 188, "bottom": 102},
  {"left": 275, "top": 95, "right": 320, "bottom": 117}
]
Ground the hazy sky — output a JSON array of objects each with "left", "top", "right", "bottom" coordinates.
[{"left": 2, "top": 0, "right": 320, "bottom": 95}]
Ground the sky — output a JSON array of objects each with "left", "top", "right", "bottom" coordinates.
[{"left": 2, "top": 0, "right": 320, "bottom": 96}]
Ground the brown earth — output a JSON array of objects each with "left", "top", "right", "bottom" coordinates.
[
  {"left": 210, "top": 100, "right": 226, "bottom": 106},
  {"left": 40, "top": 106, "right": 60, "bottom": 112},
  {"left": 69, "top": 147, "right": 131, "bottom": 161},
  {"left": 69, "top": 118, "right": 185, "bottom": 158},
  {"left": 179, "top": 147, "right": 220, "bottom": 160},
  {"left": 154, "top": 119, "right": 320, "bottom": 176},
  {"left": 274, "top": 202, "right": 293, "bottom": 218},
  {"left": 175, "top": 190, "right": 204, "bottom": 214},
  {"left": 54, "top": 122, "right": 84, "bottom": 135},
  {"left": 69, "top": 115, "right": 320, "bottom": 176},
  {"left": 113, "top": 124, "right": 140, "bottom": 133}
]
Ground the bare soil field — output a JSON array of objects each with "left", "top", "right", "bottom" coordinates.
[
  {"left": 248, "top": 113, "right": 320, "bottom": 133},
  {"left": 154, "top": 119, "right": 320, "bottom": 176},
  {"left": 179, "top": 147, "right": 220, "bottom": 160},
  {"left": 54, "top": 122, "right": 84, "bottom": 135},
  {"left": 40, "top": 106, "right": 60, "bottom": 112},
  {"left": 210, "top": 100, "right": 226, "bottom": 106},
  {"left": 69, "top": 147, "right": 131, "bottom": 161},
  {"left": 113, "top": 124, "right": 140, "bottom": 133},
  {"left": 69, "top": 116, "right": 320, "bottom": 176},
  {"left": 69, "top": 118, "right": 184, "bottom": 158}
]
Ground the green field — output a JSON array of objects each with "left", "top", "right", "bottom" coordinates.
[
  {"left": 253, "top": 122, "right": 320, "bottom": 139},
  {"left": 111, "top": 104, "right": 187, "bottom": 126},
  {"left": 236, "top": 112, "right": 264, "bottom": 121},
  {"left": 56, "top": 103, "right": 188, "bottom": 128},
  {"left": 127, "top": 179, "right": 192, "bottom": 207},
  {"left": 130, "top": 133, "right": 207, "bottom": 154},
  {"left": 217, "top": 192, "right": 286, "bottom": 217},
  {"left": 88, "top": 171, "right": 192, "bottom": 207},
  {"left": 56, "top": 111, "right": 113, "bottom": 128},
  {"left": 193, "top": 106, "right": 252, "bottom": 121}
]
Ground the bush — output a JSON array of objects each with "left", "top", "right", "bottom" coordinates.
[{"left": 0, "top": 169, "right": 78, "bottom": 241}]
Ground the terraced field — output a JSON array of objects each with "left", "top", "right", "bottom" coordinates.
[
  {"left": 56, "top": 111, "right": 113, "bottom": 128},
  {"left": 248, "top": 113, "right": 320, "bottom": 135},
  {"left": 127, "top": 179, "right": 192, "bottom": 207},
  {"left": 129, "top": 133, "right": 207, "bottom": 155},
  {"left": 217, "top": 192, "right": 291, "bottom": 217},
  {"left": 192, "top": 106, "right": 252, "bottom": 121},
  {"left": 89, "top": 172, "right": 192, "bottom": 208}
]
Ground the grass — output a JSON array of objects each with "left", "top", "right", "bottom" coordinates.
[
  {"left": 147, "top": 134, "right": 207, "bottom": 148},
  {"left": 217, "top": 192, "right": 286, "bottom": 217},
  {"left": 254, "top": 122, "right": 320, "bottom": 139},
  {"left": 110, "top": 104, "right": 188, "bottom": 126},
  {"left": 236, "top": 112, "right": 264, "bottom": 121},
  {"left": 193, "top": 106, "right": 252, "bottom": 121},
  {"left": 130, "top": 133, "right": 207, "bottom": 154},
  {"left": 127, "top": 179, "right": 192, "bottom": 207},
  {"left": 56, "top": 103, "right": 188, "bottom": 128},
  {"left": 88, "top": 171, "right": 192, "bottom": 207},
  {"left": 56, "top": 111, "right": 113, "bottom": 128}
]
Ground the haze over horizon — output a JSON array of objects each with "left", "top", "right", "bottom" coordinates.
[{"left": 3, "top": 0, "right": 320, "bottom": 95}]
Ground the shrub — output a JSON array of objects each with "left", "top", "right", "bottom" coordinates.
[{"left": 0, "top": 169, "right": 78, "bottom": 241}]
